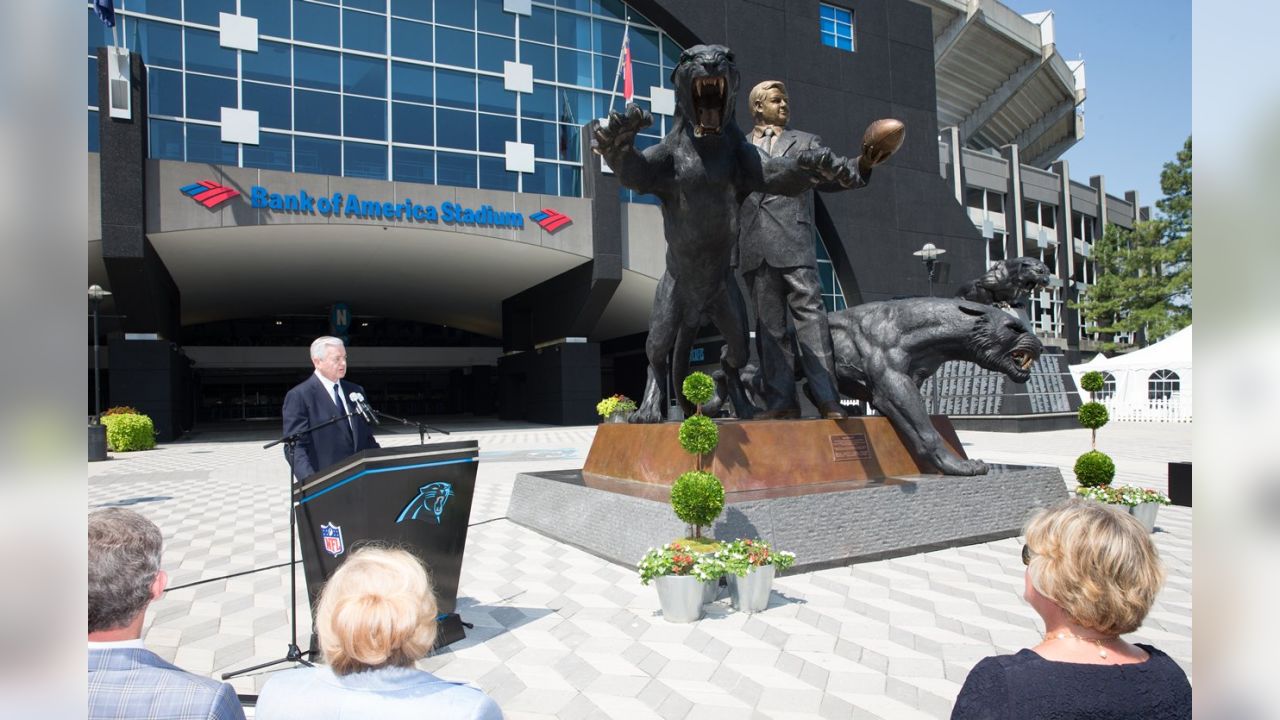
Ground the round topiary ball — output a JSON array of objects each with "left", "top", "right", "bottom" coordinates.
[
  {"left": 670, "top": 470, "right": 725, "bottom": 529},
  {"left": 1074, "top": 450, "right": 1116, "bottom": 488},
  {"left": 1077, "top": 401, "right": 1109, "bottom": 430},
  {"left": 678, "top": 414, "right": 719, "bottom": 455},
  {"left": 682, "top": 371, "right": 715, "bottom": 407},
  {"left": 1080, "top": 371, "right": 1105, "bottom": 394}
]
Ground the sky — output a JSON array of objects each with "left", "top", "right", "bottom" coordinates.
[{"left": 1000, "top": 0, "right": 1191, "bottom": 211}]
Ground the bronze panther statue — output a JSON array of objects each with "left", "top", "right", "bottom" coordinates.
[
  {"left": 592, "top": 44, "right": 856, "bottom": 423},
  {"left": 955, "top": 257, "right": 1051, "bottom": 308}
]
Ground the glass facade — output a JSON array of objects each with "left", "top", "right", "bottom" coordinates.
[
  {"left": 814, "top": 231, "right": 847, "bottom": 312},
  {"left": 87, "top": 0, "right": 684, "bottom": 199}
]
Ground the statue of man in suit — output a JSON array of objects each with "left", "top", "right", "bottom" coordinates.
[{"left": 737, "top": 80, "right": 882, "bottom": 419}]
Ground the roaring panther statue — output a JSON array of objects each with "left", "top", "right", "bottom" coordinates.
[
  {"left": 955, "top": 257, "right": 1051, "bottom": 308},
  {"left": 707, "top": 298, "right": 1043, "bottom": 475},
  {"left": 592, "top": 44, "right": 858, "bottom": 423}
]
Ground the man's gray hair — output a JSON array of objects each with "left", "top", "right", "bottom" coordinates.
[
  {"left": 88, "top": 508, "right": 164, "bottom": 633},
  {"left": 310, "top": 336, "right": 345, "bottom": 360}
]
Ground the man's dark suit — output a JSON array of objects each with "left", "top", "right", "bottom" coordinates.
[
  {"left": 282, "top": 374, "right": 380, "bottom": 480},
  {"left": 738, "top": 128, "right": 868, "bottom": 414}
]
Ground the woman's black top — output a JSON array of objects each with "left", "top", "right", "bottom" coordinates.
[{"left": 950, "top": 644, "right": 1191, "bottom": 720}]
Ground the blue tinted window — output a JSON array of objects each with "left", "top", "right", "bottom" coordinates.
[
  {"left": 125, "top": 0, "right": 181, "bottom": 19},
  {"left": 559, "top": 165, "right": 582, "bottom": 198},
  {"left": 820, "top": 3, "right": 855, "bottom": 52},
  {"left": 661, "top": 34, "right": 681, "bottom": 72},
  {"left": 520, "top": 42, "right": 555, "bottom": 82},
  {"left": 436, "top": 27, "right": 475, "bottom": 68},
  {"left": 344, "top": 0, "right": 385, "bottom": 11},
  {"left": 592, "top": 19, "right": 623, "bottom": 59},
  {"left": 244, "top": 40, "right": 291, "bottom": 84},
  {"left": 344, "top": 96, "right": 386, "bottom": 140},
  {"left": 632, "top": 62, "right": 658, "bottom": 98},
  {"left": 478, "top": 113, "right": 515, "bottom": 153},
  {"left": 187, "top": 123, "right": 238, "bottom": 165},
  {"left": 559, "top": 88, "right": 593, "bottom": 125},
  {"left": 149, "top": 118, "right": 184, "bottom": 159},
  {"left": 392, "top": 146, "right": 434, "bottom": 183},
  {"left": 435, "top": 0, "right": 474, "bottom": 29},
  {"left": 556, "top": 11, "right": 591, "bottom": 51},
  {"left": 184, "top": 0, "right": 235, "bottom": 27},
  {"left": 391, "top": 62, "right": 433, "bottom": 103},
  {"left": 559, "top": 123, "right": 581, "bottom": 161},
  {"left": 244, "top": 82, "right": 291, "bottom": 129},
  {"left": 558, "top": 48, "right": 592, "bottom": 87},
  {"left": 477, "top": 76, "right": 516, "bottom": 114},
  {"left": 87, "top": 9, "right": 113, "bottom": 55},
  {"left": 87, "top": 57, "right": 98, "bottom": 108},
  {"left": 244, "top": 131, "right": 293, "bottom": 170},
  {"left": 436, "top": 69, "right": 475, "bottom": 109},
  {"left": 149, "top": 68, "right": 183, "bottom": 117},
  {"left": 390, "top": 0, "right": 430, "bottom": 21},
  {"left": 343, "top": 9, "right": 386, "bottom": 53},
  {"left": 391, "top": 102, "right": 433, "bottom": 145},
  {"left": 344, "top": 54, "right": 386, "bottom": 96},
  {"left": 344, "top": 142, "right": 387, "bottom": 179},
  {"left": 294, "top": 0, "right": 340, "bottom": 45},
  {"left": 295, "top": 47, "right": 341, "bottom": 91},
  {"left": 479, "top": 156, "right": 518, "bottom": 191},
  {"left": 555, "top": 0, "right": 590, "bottom": 11},
  {"left": 437, "top": 109, "right": 476, "bottom": 150},
  {"left": 597, "top": 0, "right": 626, "bottom": 20},
  {"left": 523, "top": 84, "right": 555, "bottom": 120},
  {"left": 521, "top": 118, "right": 556, "bottom": 159},
  {"left": 242, "top": 0, "right": 291, "bottom": 37},
  {"left": 185, "top": 28, "right": 237, "bottom": 76},
  {"left": 437, "top": 151, "right": 477, "bottom": 188},
  {"left": 294, "top": 90, "right": 341, "bottom": 134},
  {"left": 631, "top": 28, "right": 659, "bottom": 65},
  {"left": 130, "top": 19, "right": 182, "bottom": 69},
  {"left": 88, "top": 110, "right": 100, "bottom": 152},
  {"left": 523, "top": 7, "right": 555, "bottom": 43},
  {"left": 295, "top": 136, "right": 341, "bottom": 175},
  {"left": 391, "top": 19, "right": 432, "bottom": 61},
  {"left": 185, "top": 75, "right": 236, "bottom": 121},
  {"left": 476, "top": 0, "right": 514, "bottom": 36},
  {"left": 524, "top": 162, "right": 557, "bottom": 195},
  {"left": 477, "top": 35, "right": 514, "bottom": 73}
]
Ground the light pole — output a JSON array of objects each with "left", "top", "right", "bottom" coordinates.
[
  {"left": 912, "top": 242, "right": 947, "bottom": 297},
  {"left": 88, "top": 284, "right": 112, "bottom": 424}
]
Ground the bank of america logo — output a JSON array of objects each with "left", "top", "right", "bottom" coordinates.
[
  {"left": 180, "top": 181, "right": 240, "bottom": 208},
  {"left": 530, "top": 208, "right": 573, "bottom": 233}
]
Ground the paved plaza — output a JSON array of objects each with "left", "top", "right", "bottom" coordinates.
[{"left": 87, "top": 420, "right": 1192, "bottom": 719}]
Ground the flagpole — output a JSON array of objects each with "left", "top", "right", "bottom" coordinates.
[{"left": 607, "top": 17, "right": 631, "bottom": 117}]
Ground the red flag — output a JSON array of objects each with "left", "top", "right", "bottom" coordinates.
[{"left": 622, "top": 30, "right": 634, "bottom": 102}]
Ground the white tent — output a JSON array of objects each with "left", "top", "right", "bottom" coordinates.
[{"left": 1069, "top": 326, "right": 1192, "bottom": 422}]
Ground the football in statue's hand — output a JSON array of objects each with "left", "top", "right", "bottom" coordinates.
[{"left": 861, "top": 118, "right": 906, "bottom": 167}]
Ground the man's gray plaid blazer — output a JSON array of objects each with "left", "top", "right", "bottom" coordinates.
[{"left": 89, "top": 647, "right": 245, "bottom": 720}]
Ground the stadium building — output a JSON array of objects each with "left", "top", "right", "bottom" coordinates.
[{"left": 87, "top": 0, "right": 1142, "bottom": 437}]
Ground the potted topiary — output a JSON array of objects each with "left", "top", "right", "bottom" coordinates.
[
  {"left": 715, "top": 538, "right": 796, "bottom": 613},
  {"left": 1073, "top": 370, "right": 1167, "bottom": 530},
  {"left": 101, "top": 410, "right": 157, "bottom": 452},
  {"left": 596, "top": 393, "right": 638, "bottom": 423},
  {"left": 638, "top": 543, "right": 723, "bottom": 622}
]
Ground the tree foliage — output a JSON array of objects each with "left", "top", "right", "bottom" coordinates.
[{"left": 1075, "top": 136, "right": 1192, "bottom": 351}]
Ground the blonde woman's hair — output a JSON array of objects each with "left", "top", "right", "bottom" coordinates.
[
  {"left": 315, "top": 547, "right": 438, "bottom": 675},
  {"left": 1024, "top": 498, "right": 1165, "bottom": 636}
]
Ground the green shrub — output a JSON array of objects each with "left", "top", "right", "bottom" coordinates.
[
  {"left": 1079, "top": 371, "right": 1105, "bottom": 394},
  {"left": 670, "top": 470, "right": 725, "bottom": 535},
  {"left": 102, "top": 405, "right": 141, "bottom": 417},
  {"left": 103, "top": 413, "right": 156, "bottom": 452},
  {"left": 678, "top": 415, "right": 719, "bottom": 455},
  {"left": 682, "top": 371, "right": 715, "bottom": 407},
  {"left": 1077, "top": 402, "right": 1109, "bottom": 430},
  {"left": 1074, "top": 450, "right": 1115, "bottom": 488}
]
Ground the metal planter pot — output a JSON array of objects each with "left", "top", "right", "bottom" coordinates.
[
  {"left": 1128, "top": 502, "right": 1160, "bottom": 533},
  {"left": 728, "top": 564, "right": 776, "bottom": 613},
  {"left": 702, "top": 575, "right": 725, "bottom": 604},
  {"left": 655, "top": 574, "right": 706, "bottom": 623}
]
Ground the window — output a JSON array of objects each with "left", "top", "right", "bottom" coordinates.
[
  {"left": 815, "top": 230, "right": 847, "bottom": 312},
  {"left": 820, "top": 4, "right": 854, "bottom": 51},
  {"left": 1095, "top": 371, "right": 1116, "bottom": 402},
  {"left": 244, "top": 132, "right": 293, "bottom": 171},
  {"left": 1148, "top": 370, "right": 1180, "bottom": 406}
]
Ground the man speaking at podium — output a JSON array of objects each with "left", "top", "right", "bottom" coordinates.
[{"left": 282, "top": 336, "right": 380, "bottom": 481}]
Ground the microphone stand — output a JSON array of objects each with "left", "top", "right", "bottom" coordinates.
[
  {"left": 370, "top": 409, "right": 450, "bottom": 445},
  {"left": 221, "top": 410, "right": 363, "bottom": 681}
]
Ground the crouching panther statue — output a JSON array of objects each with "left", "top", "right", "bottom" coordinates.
[{"left": 955, "top": 257, "right": 1051, "bottom": 308}]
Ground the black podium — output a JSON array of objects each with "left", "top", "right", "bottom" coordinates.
[{"left": 293, "top": 440, "right": 480, "bottom": 648}]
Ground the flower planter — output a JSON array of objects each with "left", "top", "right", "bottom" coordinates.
[
  {"left": 728, "top": 564, "right": 775, "bottom": 613},
  {"left": 702, "top": 575, "right": 726, "bottom": 604},
  {"left": 607, "top": 411, "right": 630, "bottom": 424},
  {"left": 1128, "top": 502, "right": 1159, "bottom": 533},
  {"left": 654, "top": 574, "right": 705, "bottom": 622}
]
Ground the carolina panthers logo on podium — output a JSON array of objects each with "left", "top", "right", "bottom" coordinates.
[
  {"left": 320, "top": 522, "right": 345, "bottom": 557},
  {"left": 396, "top": 482, "right": 454, "bottom": 524}
]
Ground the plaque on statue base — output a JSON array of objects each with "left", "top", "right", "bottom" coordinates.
[{"left": 508, "top": 417, "right": 1067, "bottom": 570}]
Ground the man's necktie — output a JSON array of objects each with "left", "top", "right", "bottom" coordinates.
[
  {"left": 333, "top": 383, "right": 354, "bottom": 443},
  {"left": 763, "top": 128, "right": 776, "bottom": 155}
]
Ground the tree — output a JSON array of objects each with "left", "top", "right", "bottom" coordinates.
[{"left": 1075, "top": 136, "right": 1192, "bottom": 350}]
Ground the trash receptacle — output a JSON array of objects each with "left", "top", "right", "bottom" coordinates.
[{"left": 89, "top": 423, "right": 108, "bottom": 462}]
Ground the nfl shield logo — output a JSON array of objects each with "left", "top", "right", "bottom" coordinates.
[{"left": 320, "top": 523, "right": 344, "bottom": 557}]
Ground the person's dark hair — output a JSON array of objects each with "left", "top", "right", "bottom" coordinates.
[{"left": 88, "top": 508, "right": 163, "bottom": 632}]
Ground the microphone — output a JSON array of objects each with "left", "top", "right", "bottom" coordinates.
[{"left": 348, "top": 392, "right": 380, "bottom": 425}]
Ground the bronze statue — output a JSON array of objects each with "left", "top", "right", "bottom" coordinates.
[
  {"left": 736, "top": 81, "right": 901, "bottom": 420},
  {"left": 955, "top": 257, "right": 1052, "bottom": 308}
]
